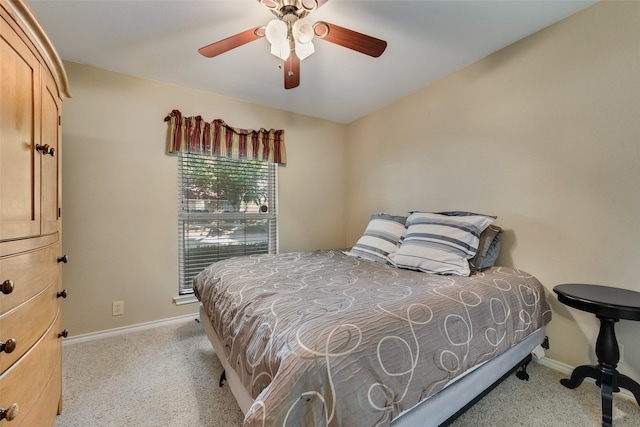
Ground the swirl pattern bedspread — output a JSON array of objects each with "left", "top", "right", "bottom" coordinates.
[{"left": 194, "top": 250, "right": 552, "bottom": 427}]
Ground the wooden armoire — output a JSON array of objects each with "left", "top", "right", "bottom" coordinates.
[{"left": 1, "top": 0, "right": 71, "bottom": 425}]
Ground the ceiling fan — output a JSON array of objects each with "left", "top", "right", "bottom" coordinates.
[{"left": 198, "top": 0, "right": 387, "bottom": 89}]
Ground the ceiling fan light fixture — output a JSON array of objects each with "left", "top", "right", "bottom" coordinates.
[
  {"left": 266, "top": 19, "right": 290, "bottom": 60},
  {"left": 295, "top": 40, "right": 314, "bottom": 60},
  {"left": 265, "top": 19, "right": 287, "bottom": 45},
  {"left": 270, "top": 39, "right": 291, "bottom": 61},
  {"left": 292, "top": 18, "right": 314, "bottom": 44},
  {"left": 291, "top": 18, "right": 314, "bottom": 60}
]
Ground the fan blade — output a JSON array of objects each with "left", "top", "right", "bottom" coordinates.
[
  {"left": 198, "top": 27, "right": 264, "bottom": 58},
  {"left": 314, "top": 21, "right": 387, "bottom": 57},
  {"left": 284, "top": 43, "right": 300, "bottom": 89}
]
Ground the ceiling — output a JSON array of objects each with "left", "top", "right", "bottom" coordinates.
[{"left": 28, "top": 0, "right": 596, "bottom": 124}]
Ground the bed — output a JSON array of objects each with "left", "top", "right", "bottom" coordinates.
[{"left": 194, "top": 212, "right": 552, "bottom": 426}]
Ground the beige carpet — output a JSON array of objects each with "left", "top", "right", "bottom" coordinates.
[{"left": 55, "top": 318, "right": 640, "bottom": 427}]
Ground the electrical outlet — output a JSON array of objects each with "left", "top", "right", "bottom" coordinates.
[{"left": 112, "top": 301, "right": 124, "bottom": 316}]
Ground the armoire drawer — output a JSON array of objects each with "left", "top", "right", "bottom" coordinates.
[
  {"left": 0, "top": 311, "right": 62, "bottom": 426},
  {"left": 0, "top": 280, "right": 59, "bottom": 374},
  {"left": 18, "top": 354, "right": 62, "bottom": 427},
  {"left": 0, "top": 243, "right": 60, "bottom": 315}
]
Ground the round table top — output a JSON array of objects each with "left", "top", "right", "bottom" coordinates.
[{"left": 554, "top": 284, "right": 640, "bottom": 321}]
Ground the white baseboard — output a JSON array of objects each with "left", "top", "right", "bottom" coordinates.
[
  {"left": 534, "top": 356, "right": 637, "bottom": 403},
  {"left": 534, "top": 355, "right": 575, "bottom": 375},
  {"left": 62, "top": 313, "right": 199, "bottom": 346},
  {"left": 173, "top": 293, "right": 199, "bottom": 306}
]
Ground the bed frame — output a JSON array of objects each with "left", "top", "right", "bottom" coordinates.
[{"left": 199, "top": 304, "right": 545, "bottom": 426}]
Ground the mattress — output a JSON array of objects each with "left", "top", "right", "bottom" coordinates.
[{"left": 194, "top": 250, "right": 552, "bottom": 426}]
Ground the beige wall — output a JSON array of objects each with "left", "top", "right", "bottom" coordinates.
[
  {"left": 346, "top": 1, "right": 640, "bottom": 379},
  {"left": 62, "top": 0, "right": 639, "bottom": 379},
  {"left": 61, "top": 62, "right": 347, "bottom": 335}
]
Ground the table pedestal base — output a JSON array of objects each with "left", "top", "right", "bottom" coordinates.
[
  {"left": 560, "top": 316, "right": 640, "bottom": 427},
  {"left": 561, "top": 364, "right": 640, "bottom": 427}
]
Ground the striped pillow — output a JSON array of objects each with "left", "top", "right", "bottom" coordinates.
[
  {"left": 345, "top": 213, "right": 407, "bottom": 264},
  {"left": 435, "top": 211, "right": 502, "bottom": 272},
  {"left": 391, "top": 212, "right": 494, "bottom": 276}
]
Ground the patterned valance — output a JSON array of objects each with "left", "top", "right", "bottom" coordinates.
[{"left": 164, "top": 110, "right": 286, "bottom": 164}]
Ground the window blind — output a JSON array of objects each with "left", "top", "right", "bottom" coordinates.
[{"left": 177, "top": 152, "right": 278, "bottom": 295}]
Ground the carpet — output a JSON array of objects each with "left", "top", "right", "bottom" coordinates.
[{"left": 55, "top": 318, "right": 639, "bottom": 426}]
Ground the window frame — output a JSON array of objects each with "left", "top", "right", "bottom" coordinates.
[{"left": 176, "top": 152, "right": 279, "bottom": 298}]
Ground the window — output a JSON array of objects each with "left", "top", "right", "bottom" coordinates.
[{"left": 177, "top": 152, "right": 278, "bottom": 295}]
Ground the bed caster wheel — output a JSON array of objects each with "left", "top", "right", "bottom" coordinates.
[
  {"left": 516, "top": 356, "right": 531, "bottom": 381},
  {"left": 516, "top": 369, "right": 530, "bottom": 381}
]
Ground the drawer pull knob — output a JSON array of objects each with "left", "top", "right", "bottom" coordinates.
[
  {"left": 48, "top": 147, "right": 56, "bottom": 157},
  {"left": 1, "top": 280, "right": 14, "bottom": 295},
  {"left": 57, "top": 255, "right": 69, "bottom": 263},
  {"left": 35, "top": 143, "right": 50, "bottom": 154},
  {"left": 0, "top": 339, "right": 17, "bottom": 354},
  {"left": 57, "top": 289, "right": 67, "bottom": 299},
  {"left": 0, "top": 403, "right": 19, "bottom": 421},
  {"left": 58, "top": 329, "right": 69, "bottom": 339}
]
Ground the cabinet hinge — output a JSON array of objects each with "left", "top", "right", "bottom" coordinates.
[
  {"left": 59, "top": 116, "right": 62, "bottom": 126},
  {"left": 58, "top": 208, "right": 61, "bottom": 218}
]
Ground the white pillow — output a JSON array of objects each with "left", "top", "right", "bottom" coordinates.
[
  {"left": 344, "top": 213, "right": 407, "bottom": 264},
  {"left": 391, "top": 212, "right": 494, "bottom": 276}
]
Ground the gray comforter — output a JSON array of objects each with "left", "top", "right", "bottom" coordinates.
[{"left": 194, "top": 250, "right": 552, "bottom": 427}]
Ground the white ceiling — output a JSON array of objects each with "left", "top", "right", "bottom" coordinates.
[{"left": 28, "top": 0, "right": 596, "bottom": 124}]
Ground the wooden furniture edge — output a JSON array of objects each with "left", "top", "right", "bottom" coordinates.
[{"left": 3, "top": 0, "right": 72, "bottom": 98}]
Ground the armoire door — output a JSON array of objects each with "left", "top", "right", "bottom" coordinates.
[
  {"left": 0, "top": 17, "right": 42, "bottom": 241},
  {"left": 41, "top": 72, "right": 62, "bottom": 236}
]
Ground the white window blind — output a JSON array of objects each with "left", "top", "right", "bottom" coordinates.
[{"left": 177, "top": 152, "right": 278, "bottom": 295}]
